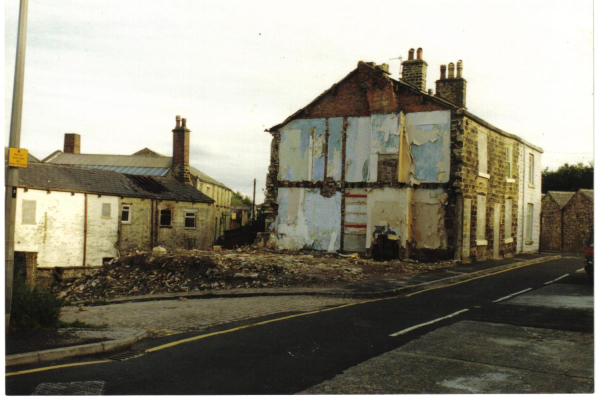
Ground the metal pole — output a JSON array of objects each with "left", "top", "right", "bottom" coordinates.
[
  {"left": 6, "top": 0, "right": 29, "bottom": 331},
  {"left": 252, "top": 179, "right": 256, "bottom": 224}
]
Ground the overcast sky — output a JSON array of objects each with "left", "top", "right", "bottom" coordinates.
[{"left": 4, "top": 0, "right": 594, "bottom": 203}]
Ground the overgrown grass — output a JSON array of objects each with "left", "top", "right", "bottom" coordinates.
[{"left": 10, "top": 280, "right": 64, "bottom": 331}]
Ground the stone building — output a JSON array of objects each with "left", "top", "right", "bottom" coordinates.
[
  {"left": 42, "top": 116, "right": 233, "bottom": 243},
  {"left": 13, "top": 162, "right": 214, "bottom": 286},
  {"left": 264, "top": 48, "right": 543, "bottom": 261},
  {"left": 541, "top": 189, "right": 593, "bottom": 252}
]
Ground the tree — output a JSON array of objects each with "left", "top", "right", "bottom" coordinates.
[
  {"left": 542, "top": 162, "right": 593, "bottom": 193},
  {"left": 231, "top": 191, "right": 253, "bottom": 207}
]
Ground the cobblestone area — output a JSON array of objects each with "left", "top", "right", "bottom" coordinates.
[{"left": 61, "top": 296, "right": 354, "bottom": 337}]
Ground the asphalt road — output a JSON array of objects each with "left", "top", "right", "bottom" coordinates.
[{"left": 5, "top": 256, "right": 593, "bottom": 395}]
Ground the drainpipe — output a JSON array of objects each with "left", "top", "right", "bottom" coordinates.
[
  {"left": 150, "top": 199, "right": 155, "bottom": 250},
  {"left": 83, "top": 193, "right": 88, "bottom": 266},
  {"left": 520, "top": 145, "right": 526, "bottom": 253}
]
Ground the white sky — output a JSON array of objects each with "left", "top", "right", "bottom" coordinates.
[{"left": 4, "top": 0, "right": 594, "bottom": 203}]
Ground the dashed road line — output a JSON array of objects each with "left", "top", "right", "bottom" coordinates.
[
  {"left": 544, "top": 274, "right": 569, "bottom": 285},
  {"left": 492, "top": 288, "right": 533, "bottom": 303},
  {"left": 389, "top": 309, "right": 469, "bottom": 337}
]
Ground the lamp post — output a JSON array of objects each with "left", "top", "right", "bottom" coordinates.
[{"left": 6, "top": 0, "right": 29, "bottom": 331}]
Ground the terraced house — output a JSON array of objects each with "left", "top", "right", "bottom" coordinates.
[
  {"left": 264, "top": 48, "right": 543, "bottom": 262},
  {"left": 43, "top": 116, "right": 234, "bottom": 243}
]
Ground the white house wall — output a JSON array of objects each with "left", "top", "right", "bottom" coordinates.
[
  {"left": 275, "top": 188, "right": 341, "bottom": 251},
  {"left": 517, "top": 144, "right": 542, "bottom": 253},
  {"left": 14, "top": 189, "right": 119, "bottom": 268}
]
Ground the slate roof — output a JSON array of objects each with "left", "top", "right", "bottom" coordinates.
[
  {"left": 268, "top": 61, "right": 543, "bottom": 153},
  {"left": 43, "top": 150, "right": 231, "bottom": 190},
  {"left": 546, "top": 191, "right": 576, "bottom": 209},
  {"left": 17, "top": 163, "right": 215, "bottom": 203}
]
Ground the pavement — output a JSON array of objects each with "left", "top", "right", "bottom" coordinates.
[{"left": 4, "top": 252, "right": 565, "bottom": 367}]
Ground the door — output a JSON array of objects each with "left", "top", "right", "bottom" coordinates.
[{"left": 343, "top": 189, "right": 368, "bottom": 252}]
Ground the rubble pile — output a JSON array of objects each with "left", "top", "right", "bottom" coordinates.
[{"left": 51, "top": 248, "right": 456, "bottom": 302}]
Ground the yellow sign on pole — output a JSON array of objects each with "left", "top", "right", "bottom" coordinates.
[{"left": 8, "top": 147, "right": 28, "bottom": 168}]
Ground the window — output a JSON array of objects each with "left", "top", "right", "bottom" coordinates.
[
  {"left": 185, "top": 211, "right": 197, "bottom": 229},
  {"left": 22, "top": 200, "right": 36, "bottom": 225},
  {"left": 478, "top": 131, "right": 488, "bottom": 176},
  {"left": 504, "top": 199, "right": 512, "bottom": 240},
  {"left": 102, "top": 203, "right": 111, "bottom": 218},
  {"left": 476, "top": 195, "right": 487, "bottom": 244},
  {"left": 160, "top": 209, "right": 172, "bottom": 227},
  {"left": 528, "top": 153, "right": 535, "bottom": 185},
  {"left": 121, "top": 205, "right": 131, "bottom": 223},
  {"left": 505, "top": 145, "right": 513, "bottom": 178},
  {"left": 526, "top": 203, "right": 534, "bottom": 243}
]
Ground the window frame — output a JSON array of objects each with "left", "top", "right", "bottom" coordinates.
[
  {"left": 476, "top": 195, "right": 487, "bottom": 245},
  {"left": 184, "top": 211, "right": 197, "bottom": 229},
  {"left": 478, "top": 131, "right": 488, "bottom": 177},
  {"left": 505, "top": 145, "right": 513, "bottom": 179},
  {"left": 160, "top": 209, "right": 172, "bottom": 227},
  {"left": 528, "top": 153, "right": 535, "bottom": 185},
  {"left": 121, "top": 204, "right": 132, "bottom": 224}
]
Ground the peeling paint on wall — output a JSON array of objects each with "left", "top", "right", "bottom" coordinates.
[
  {"left": 345, "top": 117, "right": 372, "bottom": 183},
  {"left": 278, "top": 119, "right": 326, "bottom": 182},
  {"left": 406, "top": 110, "right": 451, "bottom": 183},
  {"left": 366, "top": 187, "right": 411, "bottom": 247},
  {"left": 327, "top": 117, "right": 344, "bottom": 181},
  {"left": 411, "top": 189, "right": 448, "bottom": 249},
  {"left": 275, "top": 188, "right": 341, "bottom": 251}
]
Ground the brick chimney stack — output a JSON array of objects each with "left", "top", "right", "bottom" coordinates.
[
  {"left": 436, "top": 59, "right": 467, "bottom": 108},
  {"left": 401, "top": 47, "right": 428, "bottom": 92},
  {"left": 172, "top": 115, "right": 192, "bottom": 185},
  {"left": 64, "top": 133, "right": 81, "bottom": 154}
]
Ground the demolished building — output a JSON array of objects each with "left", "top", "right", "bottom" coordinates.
[{"left": 264, "top": 48, "right": 543, "bottom": 262}]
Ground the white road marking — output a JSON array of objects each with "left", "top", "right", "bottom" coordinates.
[
  {"left": 389, "top": 309, "right": 469, "bottom": 337},
  {"left": 492, "top": 288, "right": 533, "bottom": 303},
  {"left": 576, "top": 268, "right": 585, "bottom": 273},
  {"left": 544, "top": 274, "right": 570, "bottom": 285}
]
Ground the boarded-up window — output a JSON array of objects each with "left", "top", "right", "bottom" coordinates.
[
  {"left": 22, "top": 200, "right": 36, "bottom": 225},
  {"left": 504, "top": 199, "right": 512, "bottom": 239},
  {"left": 478, "top": 131, "right": 488, "bottom": 175},
  {"left": 377, "top": 154, "right": 399, "bottom": 183},
  {"left": 160, "top": 209, "right": 172, "bottom": 227},
  {"left": 102, "top": 203, "right": 111, "bottom": 218},
  {"left": 476, "top": 195, "right": 486, "bottom": 242},
  {"left": 526, "top": 203, "right": 534, "bottom": 242}
]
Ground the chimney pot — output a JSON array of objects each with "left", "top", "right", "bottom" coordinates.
[
  {"left": 440, "top": 64, "right": 447, "bottom": 80},
  {"left": 408, "top": 48, "right": 415, "bottom": 60},
  {"left": 416, "top": 48, "right": 423, "bottom": 60},
  {"left": 182, "top": 118, "right": 187, "bottom": 128},
  {"left": 428, "top": 89, "right": 433, "bottom": 95},
  {"left": 448, "top": 62, "right": 455, "bottom": 79},
  {"left": 457, "top": 60, "right": 463, "bottom": 78},
  {"left": 175, "top": 115, "right": 181, "bottom": 129}
]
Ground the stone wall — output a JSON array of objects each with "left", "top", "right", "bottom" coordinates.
[
  {"left": 540, "top": 196, "right": 563, "bottom": 250},
  {"left": 453, "top": 114, "right": 520, "bottom": 261},
  {"left": 562, "top": 192, "right": 594, "bottom": 252}
]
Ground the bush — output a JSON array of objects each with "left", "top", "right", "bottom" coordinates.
[{"left": 10, "top": 280, "right": 64, "bottom": 330}]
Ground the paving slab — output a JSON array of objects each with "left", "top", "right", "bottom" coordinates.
[{"left": 302, "top": 320, "right": 594, "bottom": 394}]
